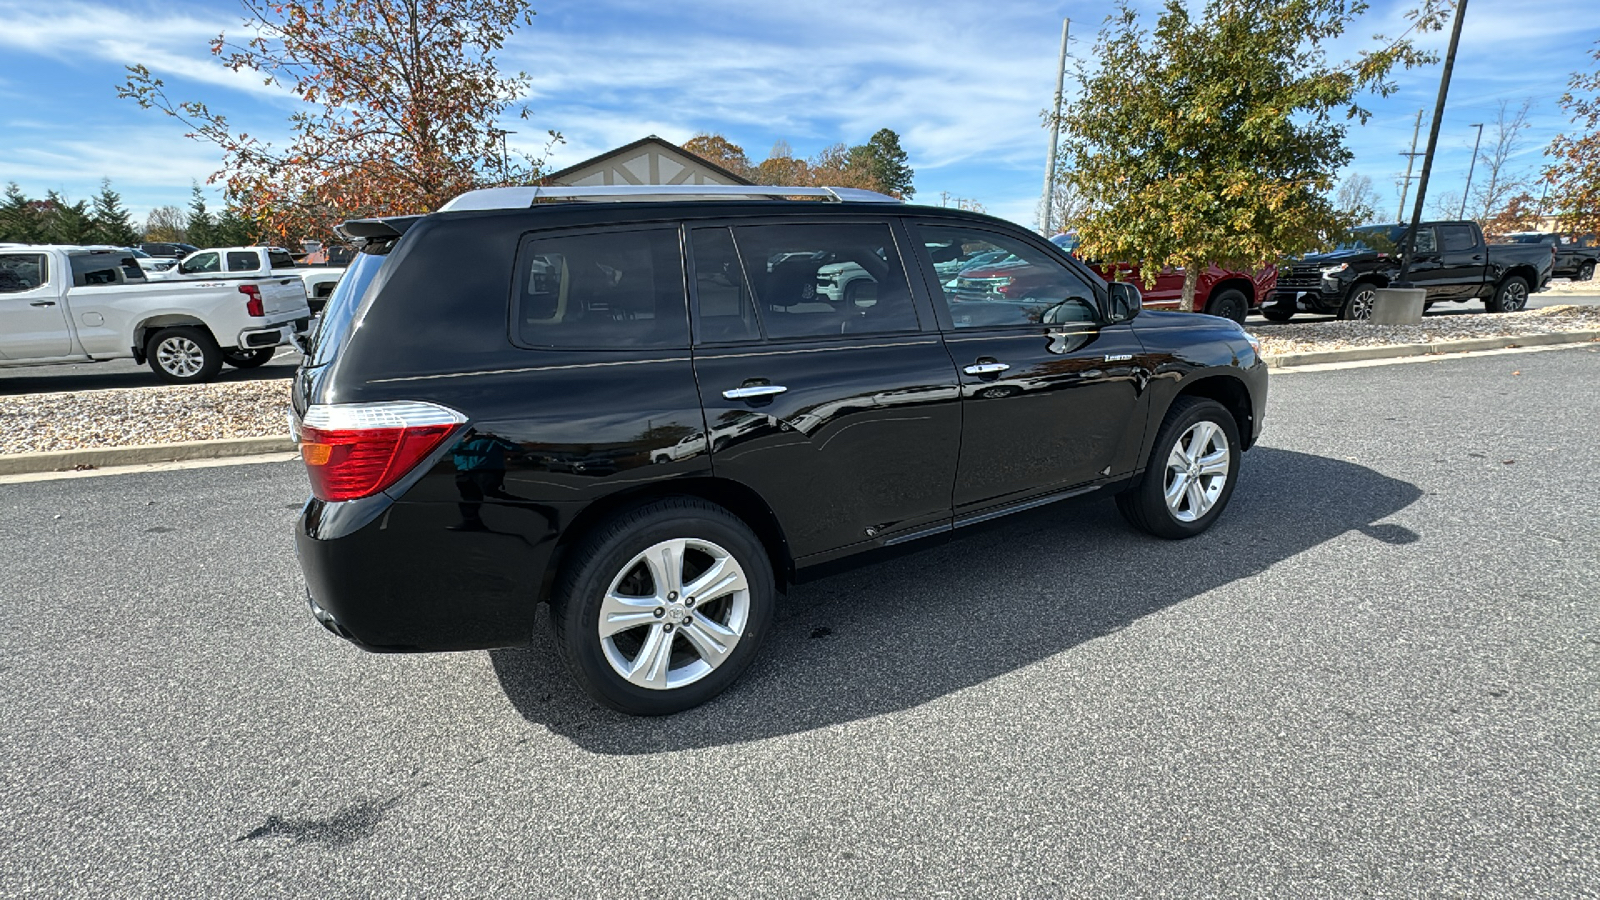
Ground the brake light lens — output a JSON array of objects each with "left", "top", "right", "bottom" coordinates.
[
  {"left": 240, "top": 283, "right": 264, "bottom": 317},
  {"left": 297, "top": 401, "right": 467, "bottom": 502}
]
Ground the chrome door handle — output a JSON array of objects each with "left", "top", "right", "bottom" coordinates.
[
  {"left": 722, "top": 384, "right": 788, "bottom": 400},
  {"left": 29, "top": 300, "right": 56, "bottom": 307},
  {"left": 963, "top": 362, "right": 1010, "bottom": 375}
]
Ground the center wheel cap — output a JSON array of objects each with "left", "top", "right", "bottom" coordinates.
[{"left": 665, "top": 606, "right": 686, "bottom": 623}]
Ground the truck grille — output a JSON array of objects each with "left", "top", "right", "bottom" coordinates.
[{"left": 1276, "top": 266, "right": 1324, "bottom": 291}]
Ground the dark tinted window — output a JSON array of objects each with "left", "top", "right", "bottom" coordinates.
[
  {"left": 227, "top": 251, "right": 262, "bottom": 271},
  {"left": 1439, "top": 224, "right": 1476, "bottom": 252},
  {"left": 918, "top": 225, "right": 1100, "bottom": 328},
  {"left": 0, "top": 253, "right": 48, "bottom": 293},
  {"left": 727, "top": 222, "right": 918, "bottom": 339},
  {"left": 514, "top": 227, "right": 687, "bottom": 349},
  {"left": 689, "top": 227, "right": 761, "bottom": 343},
  {"left": 268, "top": 249, "right": 297, "bottom": 269},
  {"left": 1412, "top": 227, "right": 1437, "bottom": 254},
  {"left": 70, "top": 252, "right": 144, "bottom": 286},
  {"left": 309, "top": 251, "right": 386, "bottom": 367}
]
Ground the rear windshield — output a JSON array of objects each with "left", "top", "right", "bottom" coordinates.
[
  {"left": 308, "top": 251, "right": 386, "bottom": 367},
  {"left": 268, "top": 249, "right": 297, "bottom": 270}
]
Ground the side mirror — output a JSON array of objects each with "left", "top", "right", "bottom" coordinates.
[{"left": 1107, "top": 282, "right": 1142, "bottom": 323}]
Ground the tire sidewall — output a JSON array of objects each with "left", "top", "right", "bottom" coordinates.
[
  {"left": 1206, "top": 289, "right": 1249, "bottom": 324},
  {"left": 1580, "top": 261, "right": 1595, "bottom": 282},
  {"left": 1340, "top": 283, "right": 1376, "bottom": 320},
  {"left": 555, "top": 503, "right": 775, "bottom": 715},
  {"left": 1136, "top": 398, "right": 1242, "bottom": 539},
  {"left": 147, "top": 326, "right": 223, "bottom": 384}
]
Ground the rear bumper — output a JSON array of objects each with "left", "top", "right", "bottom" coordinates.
[{"left": 237, "top": 317, "right": 312, "bottom": 350}]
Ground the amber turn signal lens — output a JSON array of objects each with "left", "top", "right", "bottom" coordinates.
[{"left": 301, "top": 442, "right": 333, "bottom": 466}]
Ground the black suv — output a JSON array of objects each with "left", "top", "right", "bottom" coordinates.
[{"left": 292, "top": 185, "right": 1268, "bottom": 715}]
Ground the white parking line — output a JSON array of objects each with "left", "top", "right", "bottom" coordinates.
[
  {"left": 1273, "top": 341, "right": 1599, "bottom": 374},
  {"left": 0, "top": 452, "right": 300, "bottom": 485}
]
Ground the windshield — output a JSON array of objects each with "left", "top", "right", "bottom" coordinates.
[
  {"left": 1326, "top": 225, "right": 1404, "bottom": 254},
  {"left": 307, "top": 250, "right": 387, "bottom": 367}
]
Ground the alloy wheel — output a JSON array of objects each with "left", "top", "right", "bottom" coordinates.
[
  {"left": 598, "top": 538, "right": 751, "bottom": 690},
  {"left": 156, "top": 337, "right": 206, "bottom": 378},
  {"left": 1347, "top": 288, "right": 1376, "bottom": 320},
  {"left": 1163, "top": 421, "right": 1230, "bottom": 523},
  {"left": 1501, "top": 281, "right": 1528, "bottom": 311}
]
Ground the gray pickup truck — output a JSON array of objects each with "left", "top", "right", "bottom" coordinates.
[{"left": 1269, "top": 221, "right": 1555, "bottom": 321}]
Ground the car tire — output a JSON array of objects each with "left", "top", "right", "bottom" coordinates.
[
  {"left": 1579, "top": 261, "right": 1595, "bottom": 282},
  {"left": 146, "top": 326, "right": 224, "bottom": 384},
  {"left": 222, "top": 348, "right": 275, "bottom": 369},
  {"left": 1338, "top": 283, "right": 1377, "bottom": 320},
  {"left": 1487, "top": 275, "right": 1529, "bottom": 313},
  {"left": 1116, "top": 396, "right": 1241, "bottom": 540},
  {"left": 551, "top": 497, "right": 775, "bottom": 715},
  {"left": 1204, "top": 288, "right": 1249, "bottom": 324},
  {"left": 1261, "top": 304, "right": 1294, "bottom": 323}
]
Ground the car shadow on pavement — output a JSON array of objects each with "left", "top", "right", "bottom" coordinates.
[{"left": 489, "top": 447, "right": 1421, "bottom": 753}]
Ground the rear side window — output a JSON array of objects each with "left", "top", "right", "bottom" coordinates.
[
  {"left": 513, "top": 227, "right": 687, "bottom": 350},
  {"left": 69, "top": 252, "right": 144, "bottom": 286},
  {"left": 1439, "top": 225, "right": 1476, "bottom": 252},
  {"left": 0, "top": 253, "right": 48, "bottom": 293},
  {"left": 227, "top": 251, "right": 262, "bottom": 271},
  {"left": 730, "top": 222, "right": 919, "bottom": 340}
]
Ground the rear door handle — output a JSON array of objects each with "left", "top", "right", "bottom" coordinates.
[
  {"left": 723, "top": 384, "right": 788, "bottom": 400},
  {"left": 963, "top": 362, "right": 1011, "bottom": 376},
  {"left": 29, "top": 300, "right": 56, "bottom": 307}
]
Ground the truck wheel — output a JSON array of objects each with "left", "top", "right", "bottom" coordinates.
[
  {"left": 1204, "top": 289, "right": 1249, "bottom": 324},
  {"left": 1338, "top": 284, "right": 1377, "bottom": 320},
  {"left": 146, "top": 326, "right": 223, "bottom": 384},
  {"left": 223, "top": 348, "right": 275, "bottom": 369},
  {"left": 1579, "top": 261, "right": 1595, "bottom": 282},
  {"left": 551, "top": 497, "right": 775, "bottom": 715},
  {"left": 1116, "top": 396, "right": 1241, "bottom": 539},
  {"left": 1261, "top": 304, "right": 1294, "bottom": 323},
  {"left": 1487, "top": 275, "right": 1529, "bottom": 313}
]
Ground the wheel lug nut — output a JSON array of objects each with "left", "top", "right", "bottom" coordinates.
[
  {"left": 663, "top": 623, "right": 675, "bottom": 633},
  {"left": 668, "top": 592, "right": 678, "bottom": 601},
  {"left": 684, "top": 616, "right": 693, "bottom": 626},
  {"left": 685, "top": 597, "right": 696, "bottom": 608},
  {"left": 653, "top": 607, "right": 665, "bottom": 618}
]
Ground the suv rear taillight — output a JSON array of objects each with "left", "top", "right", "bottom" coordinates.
[
  {"left": 298, "top": 401, "right": 467, "bottom": 502},
  {"left": 240, "top": 283, "right": 264, "bottom": 317}
]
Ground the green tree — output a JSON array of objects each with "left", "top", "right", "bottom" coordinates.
[
  {"left": 846, "top": 128, "right": 914, "bottom": 198},
  {"left": 1057, "top": 0, "right": 1445, "bottom": 310},
  {"left": 1, "top": 183, "right": 43, "bottom": 243},
  {"left": 213, "top": 204, "right": 260, "bottom": 246},
  {"left": 89, "top": 178, "right": 140, "bottom": 247},
  {"left": 1544, "top": 39, "right": 1600, "bottom": 234},
  {"left": 40, "top": 191, "right": 96, "bottom": 245},
  {"left": 185, "top": 184, "right": 217, "bottom": 248}
]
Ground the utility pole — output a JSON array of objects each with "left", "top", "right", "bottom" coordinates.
[
  {"left": 1040, "top": 18, "right": 1070, "bottom": 235},
  {"left": 1397, "top": 109, "right": 1424, "bottom": 224},
  {"left": 1459, "top": 123, "right": 1484, "bottom": 220},
  {"left": 1398, "top": 0, "right": 1468, "bottom": 285}
]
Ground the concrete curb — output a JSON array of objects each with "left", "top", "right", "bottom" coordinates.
[
  {"left": 0, "top": 436, "right": 296, "bottom": 477},
  {"left": 1264, "top": 329, "right": 1600, "bottom": 369}
]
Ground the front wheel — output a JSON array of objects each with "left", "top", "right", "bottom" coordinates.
[
  {"left": 1339, "top": 283, "right": 1377, "bottom": 320},
  {"left": 146, "top": 326, "right": 223, "bottom": 384},
  {"left": 1487, "top": 275, "right": 1529, "bottom": 313},
  {"left": 1116, "top": 396, "right": 1242, "bottom": 539},
  {"left": 1579, "top": 261, "right": 1595, "bottom": 282},
  {"left": 1204, "top": 288, "right": 1249, "bottom": 325},
  {"left": 551, "top": 498, "right": 775, "bottom": 715},
  {"left": 223, "top": 347, "right": 275, "bottom": 369},
  {"left": 1261, "top": 304, "right": 1294, "bottom": 323}
]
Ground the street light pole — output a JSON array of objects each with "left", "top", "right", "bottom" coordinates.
[
  {"left": 1040, "top": 18, "right": 1070, "bottom": 235},
  {"left": 1459, "top": 123, "right": 1484, "bottom": 220},
  {"left": 1397, "top": 0, "right": 1469, "bottom": 285}
]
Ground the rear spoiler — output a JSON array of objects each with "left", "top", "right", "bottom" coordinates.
[{"left": 335, "top": 215, "right": 422, "bottom": 250}]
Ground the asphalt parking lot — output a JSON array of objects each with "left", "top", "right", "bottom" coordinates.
[{"left": 1, "top": 346, "right": 1596, "bottom": 897}]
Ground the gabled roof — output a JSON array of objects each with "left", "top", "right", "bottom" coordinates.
[{"left": 542, "top": 135, "right": 756, "bottom": 186}]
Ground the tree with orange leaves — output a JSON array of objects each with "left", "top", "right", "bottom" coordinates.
[
  {"left": 119, "top": 0, "right": 559, "bottom": 244},
  {"left": 1545, "top": 40, "right": 1600, "bottom": 234}
]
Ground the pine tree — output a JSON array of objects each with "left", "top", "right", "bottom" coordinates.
[
  {"left": 186, "top": 184, "right": 217, "bottom": 249},
  {"left": 1, "top": 182, "right": 42, "bottom": 243},
  {"left": 847, "top": 129, "right": 915, "bottom": 198},
  {"left": 213, "top": 204, "right": 259, "bottom": 247},
  {"left": 89, "top": 178, "right": 140, "bottom": 247},
  {"left": 40, "top": 191, "right": 95, "bottom": 245}
]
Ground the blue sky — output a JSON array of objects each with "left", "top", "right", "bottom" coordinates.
[{"left": 0, "top": 0, "right": 1593, "bottom": 231}]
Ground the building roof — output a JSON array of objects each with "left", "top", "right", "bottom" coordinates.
[{"left": 542, "top": 135, "right": 756, "bottom": 187}]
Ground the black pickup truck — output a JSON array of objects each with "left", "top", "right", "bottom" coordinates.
[
  {"left": 1268, "top": 221, "right": 1555, "bottom": 321},
  {"left": 1497, "top": 232, "right": 1598, "bottom": 282}
]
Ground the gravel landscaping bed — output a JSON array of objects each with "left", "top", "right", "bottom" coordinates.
[
  {"left": 3, "top": 304, "right": 1599, "bottom": 456},
  {"left": 0, "top": 380, "right": 291, "bottom": 455},
  {"left": 1252, "top": 305, "right": 1600, "bottom": 354}
]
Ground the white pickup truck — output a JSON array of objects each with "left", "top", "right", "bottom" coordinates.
[
  {"left": 0, "top": 245, "right": 311, "bottom": 383},
  {"left": 167, "top": 246, "right": 344, "bottom": 313}
]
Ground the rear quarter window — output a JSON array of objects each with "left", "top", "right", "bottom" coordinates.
[
  {"left": 512, "top": 227, "right": 688, "bottom": 350},
  {"left": 308, "top": 251, "right": 387, "bottom": 367},
  {"left": 227, "top": 251, "right": 263, "bottom": 271}
]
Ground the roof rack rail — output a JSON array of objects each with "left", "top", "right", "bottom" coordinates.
[{"left": 437, "top": 184, "right": 902, "bottom": 212}]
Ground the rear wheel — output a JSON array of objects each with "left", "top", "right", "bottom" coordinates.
[
  {"left": 1204, "top": 288, "right": 1249, "bottom": 325},
  {"left": 146, "top": 326, "right": 223, "bottom": 384},
  {"left": 1116, "top": 396, "right": 1241, "bottom": 539},
  {"left": 1338, "top": 283, "right": 1377, "bottom": 320},
  {"left": 1487, "top": 275, "right": 1529, "bottom": 313},
  {"left": 1579, "top": 261, "right": 1594, "bottom": 282},
  {"left": 223, "top": 348, "right": 275, "bottom": 369},
  {"left": 551, "top": 498, "right": 775, "bottom": 715}
]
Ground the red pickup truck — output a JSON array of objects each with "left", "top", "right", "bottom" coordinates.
[{"left": 1049, "top": 233, "right": 1277, "bottom": 324}]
